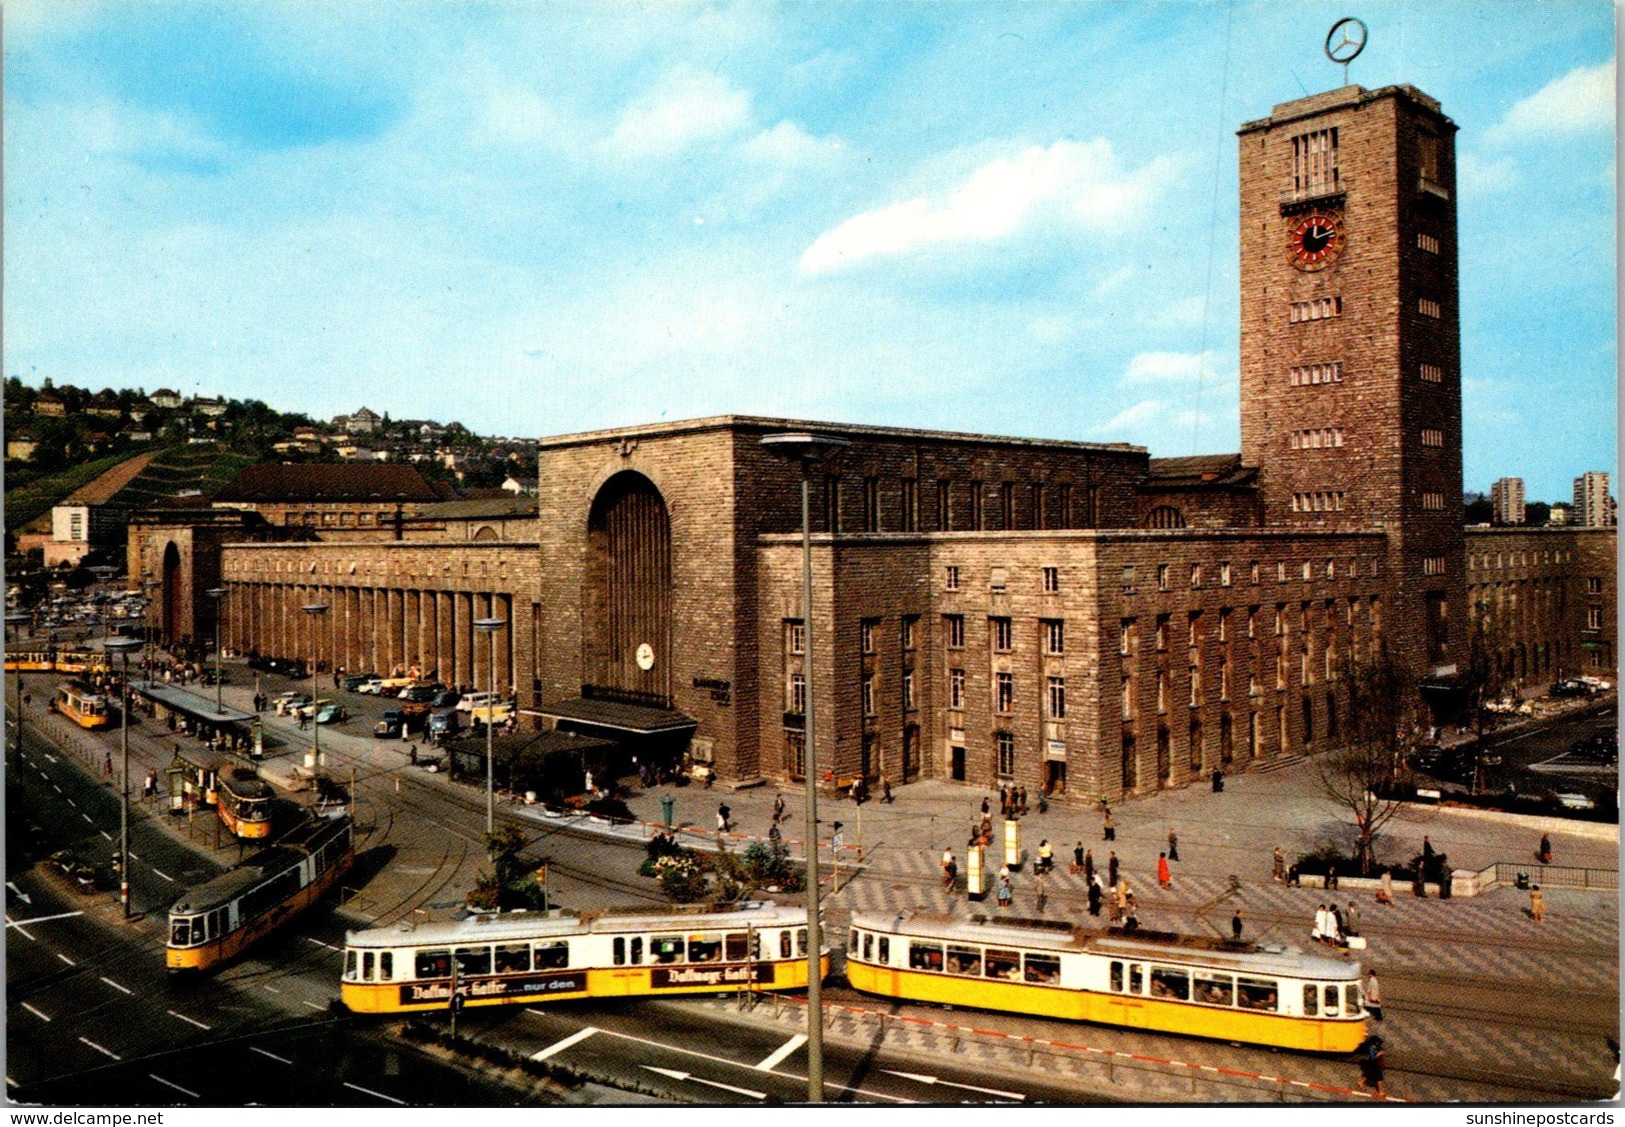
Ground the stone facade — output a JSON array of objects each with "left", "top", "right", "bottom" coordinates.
[{"left": 1464, "top": 527, "right": 1617, "bottom": 681}]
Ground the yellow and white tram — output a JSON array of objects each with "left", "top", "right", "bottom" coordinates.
[
  {"left": 167, "top": 814, "right": 353, "bottom": 972},
  {"left": 847, "top": 911, "right": 1366, "bottom": 1053},
  {"left": 214, "top": 765, "right": 274, "bottom": 839},
  {"left": 53, "top": 679, "right": 111, "bottom": 729},
  {"left": 340, "top": 902, "right": 827, "bottom": 1014}
]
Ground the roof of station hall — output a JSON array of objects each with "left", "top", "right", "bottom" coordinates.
[
  {"left": 214, "top": 464, "right": 439, "bottom": 503},
  {"left": 538, "top": 415, "right": 1146, "bottom": 456}
]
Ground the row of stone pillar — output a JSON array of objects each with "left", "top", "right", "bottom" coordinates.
[{"left": 225, "top": 582, "right": 516, "bottom": 693}]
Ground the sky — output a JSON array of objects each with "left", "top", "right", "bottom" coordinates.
[{"left": 4, "top": 0, "right": 1615, "bottom": 501}]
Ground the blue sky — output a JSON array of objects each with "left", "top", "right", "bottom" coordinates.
[{"left": 5, "top": 1, "right": 1614, "bottom": 501}]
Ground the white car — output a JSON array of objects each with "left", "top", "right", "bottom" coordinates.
[
  {"left": 1556, "top": 793, "right": 1597, "bottom": 811},
  {"left": 355, "top": 677, "right": 384, "bottom": 695},
  {"left": 456, "top": 692, "right": 497, "bottom": 714}
]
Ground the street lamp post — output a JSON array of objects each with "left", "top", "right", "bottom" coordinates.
[
  {"left": 302, "top": 604, "right": 329, "bottom": 777},
  {"left": 7, "top": 612, "right": 31, "bottom": 764},
  {"left": 473, "top": 617, "right": 507, "bottom": 840},
  {"left": 760, "top": 431, "right": 849, "bottom": 1105},
  {"left": 206, "top": 588, "right": 228, "bottom": 718},
  {"left": 105, "top": 636, "right": 144, "bottom": 919}
]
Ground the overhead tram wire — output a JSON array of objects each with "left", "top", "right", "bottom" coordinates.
[{"left": 1190, "top": 0, "right": 1235, "bottom": 457}]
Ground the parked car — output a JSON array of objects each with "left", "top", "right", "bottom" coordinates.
[
  {"left": 378, "top": 675, "right": 415, "bottom": 696},
  {"left": 316, "top": 703, "right": 349, "bottom": 725},
  {"left": 469, "top": 701, "right": 514, "bottom": 727},
  {"left": 428, "top": 709, "right": 463, "bottom": 739},
  {"left": 400, "top": 684, "right": 439, "bottom": 704},
  {"left": 432, "top": 689, "right": 462, "bottom": 710},
  {"left": 1556, "top": 792, "right": 1597, "bottom": 811},
  {"left": 1550, "top": 679, "right": 1595, "bottom": 699},
  {"left": 275, "top": 692, "right": 311, "bottom": 716},
  {"left": 375, "top": 709, "right": 405, "bottom": 739},
  {"left": 456, "top": 691, "right": 498, "bottom": 714},
  {"left": 355, "top": 677, "right": 384, "bottom": 695},
  {"left": 341, "top": 673, "right": 377, "bottom": 692},
  {"left": 296, "top": 698, "right": 335, "bottom": 720}
]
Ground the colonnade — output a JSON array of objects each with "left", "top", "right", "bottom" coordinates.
[{"left": 224, "top": 582, "right": 521, "bottom": 694}]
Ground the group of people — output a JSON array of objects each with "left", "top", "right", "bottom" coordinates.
[
  {"left": 1310, "top": 900, "right": 1363, "bottom": 947},
  {"left": 998, "top": 785, "right": 1029, "bottom": 818}
]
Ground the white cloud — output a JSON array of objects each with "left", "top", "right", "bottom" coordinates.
[
  {"left": 1489, "top": 60, "right": 1615, "bottom": 143},
  {"left": 1122, "top": 349, "right": 1224, "bottom": 384},
  {"left": 1457, "top": 152, "right": 1518, "bottom": 194},
  {"left": 798, "top": 139, "right": 1177, "bottom": 275},
  {"left": 604, "top": 68, "right": 753, "bottom": 158},
  {"left": 743, "top": 120, "right": 842, "bottom": 167},
  {"left": 1097, "top": 399, "right": 1166, "bottom": 432}
]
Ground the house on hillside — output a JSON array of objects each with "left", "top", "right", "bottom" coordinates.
[
  {"left": 341, "top": 406, "right": 381, "bottom": 434},
  {"left": 149, "top": 388, "right": 183, "bottom": 409},
  {"left": 501, "top": 474, "right": 538, "bottom": 496},
  {"left": 191, "top": 396, "right": 227, "bottom": 417},
  {"left": 86, "top": 390, "right": 123, "bottom": 418},
  {"left": 6, "top": 434, "right": 39, "bottom": 461},
  {"left": 33, "top": 389, "right": 66, "bottom": 417}
]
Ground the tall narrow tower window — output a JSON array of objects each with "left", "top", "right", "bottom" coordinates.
[{"left": 1292, "top": 128, "right": 1340, "bottom": 196}]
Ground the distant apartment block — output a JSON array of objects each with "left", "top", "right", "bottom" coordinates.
[
  {"left": 1491, "top": 477, "right": 1525, "bottom": 525},
  {"left": 1573, "top": 472, "right": 1613, "bottom": 527}
]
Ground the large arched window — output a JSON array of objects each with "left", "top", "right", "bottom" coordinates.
[
  {"left": 1145, "top": 505, "right": 1187, "bottom": 529},
  {"left": 585, "top": 472, "right": 673, "bottom": 706}
]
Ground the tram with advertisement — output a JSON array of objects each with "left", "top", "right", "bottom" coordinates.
[
  {"left": 846, "top": 911, "right": 1367, "bottom": 1053},
  {"left": 5, "top": 647, "right": 107, "bottom": 674},
  {"left": 4, "top": 649, "right": 56, "bottom": 672},
  {"left": 52, "top": 679, "right": 112, "bottom": 730},
  {"left": 339, "top": 902, "right": 825, "bottom": 1014},
  {"left": 167, "top": 814, "right": 353, "bottom": 972}
]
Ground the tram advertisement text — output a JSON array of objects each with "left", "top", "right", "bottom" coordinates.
[
  {"left": 399, "top": 972, "right": 588, "bottom": 1005},
  {"left": 650, "top": 963, "right": 772, "bottom": 989}
]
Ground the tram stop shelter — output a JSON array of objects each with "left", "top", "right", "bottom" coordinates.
[
  {"left": 131, "top": 680, "right": 260, "bottom": 756},
  {"left": 536, "top": 696, "right": 698, "bottom": 777},
  {"left": 447, "top": 728, "right": 616, "bottom": 805}
]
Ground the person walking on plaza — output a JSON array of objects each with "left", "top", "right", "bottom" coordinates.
[
  {"left": 1343, "top": 901, "right": 1361, "bottom": 941},
  {"left": 1273, "top": 846, "right": 1286, "bottom": 882},
  {"left": 1017, "top": 786, "right": 1028, "bottom": 816},
  {"left": 1529, "top": 884, "right": 1545, "bottom": 922},
  {"left": 1167, "top": 828, "right": 1179, "bottom": 862},
  {"left": 1231, "top": 909, "right": 1244, "bottom": 942},
  {"left": 1103, "top": 807, "right": 1116, "bottom": 842},
  {"left": 1326, "top": 863, "right": 1339, "bottom": 891},
  {"left": 942, "top": 847, "right": 958, "bottom": 891},
  {"left": 881, "top": 775, "right": 893, "bottom": 804},
  {"left": 1037, "top": 839, "right": 1054, "bottom": 874},
  {"left": 1377, "top": 868, "right": 1394, "bottom": 904},
  {"left": 104, "top": 752, "right": 113, "bottom": 779},
  {"left": 717, "top": 802, "right": 731, "bottom": 834},
  {"left": 1313, "top": 904, "right": 1329, "bottom": 944},
  {"left": 1072, "top": 841, "right": 1085, "bottom": 873},
  {"left": 1211, "top": 768, "right": 1224, "bottom": 793},
  {"left": 1538, "top": 833, "right": 1553, "bottom": 865},
  {"left": 1157, "top": 852, "right": 1172, "bottom": 890},
  {"left": 1108, "top": 851, "right": 1119, "bottom": 888},
  {"left": 997, "top": 864, "right": 1013, "bottom": 908},
  {"left": 1088, "top": 875, "right": 1103, "bottom": 917},
  {"left": 1364, "top": 970, "right": 1383, "bottom": 1021},
  {"left": 773, "top": 793, "right": 786, "bottom": 824},
  {"left": 1356, "top": 1035, "right": 1387, "bottom": 1098},
  {"left": 1084, "top": 847, "right": 1095, "bottom": 883}
]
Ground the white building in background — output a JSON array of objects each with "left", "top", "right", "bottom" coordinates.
[
  {"left": 1491, "top": 477, "right": 1525, "bottom": 525},
  {"left": 1573, "top": 472, "right": 1613, "bottom": 527}
]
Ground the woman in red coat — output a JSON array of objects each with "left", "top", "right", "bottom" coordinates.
[{"left": 1157, "top": 852, "right": 1173, "bottom": 889}]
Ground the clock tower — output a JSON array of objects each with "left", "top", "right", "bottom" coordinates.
[{"left": 1238, "top": 84, "right": 1466, "bottom": 686}]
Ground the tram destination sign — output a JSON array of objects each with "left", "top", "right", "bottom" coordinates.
[
  {"left": 650, "top": 963, "right": 771, "bottom": 988},
  {"left": 400, "top": 971, "right": 588, "bottom": 1006}
]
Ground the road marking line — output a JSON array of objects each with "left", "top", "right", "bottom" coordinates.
[
  {"left": 6, "top": 881, "right": 32, "bottom": 903},
  {"left": 100, "top": 976, "right": 132, "bottom": 995},
  {"left": 754, "top": 1033, "right": 807, "bottom": 1071},
  {"left": 149, "top": 1074, "right": 200, "bottom": 1099},
  {"left": 531, "top": 1026, "right": 599, "bottom": 1061},
  {"left": 56, "top": 952, "right": 75, "bottom": 966},
  {"left": 881, "top": 1070, "right": 1025, "bottom": 1101},
  {"left": 6, "top": 916, "right": 35, "bottom": 941},
  {"left": 99, "top": 831, "right": 112, "bottom": 841},
  {"left": 65, "top": 798, "right": 76, "bottom": 807},
  {"left": 81, "top": 813, "right": 92, "bottom": 823},
  {"left": 152, "top": 868, "right": 175, "bottom": 882},
  {"left": 305, "top": 936, "right": 338, "bottom": 950},
  {"left": 302, "top": 1001, "right": 325, "bottom": 1011},
  {"left": 7, "top": 910, "right": 81, "bottom": 929},
  {"left": 641, "top": 1066, "right": 765, "bottom": 1100},
  {"left": 78, "top": 1037, "right": 121, "bottom": 1061},
  {"left": 167, "top": 1009, "right": 211, "bottom": 1030},
  {"left": 249, "top": 1047, "right": 291, "bottom": 1064},
  {"left": 262, "top": 984, "right": 281, "bottom": 993},
  {"left": 51, "top": 784, "right": 61, "bottom": 793},
  {"left": 21, "top": 1002, "right": 50, "bottom": 1022},
  {"left": 343, "top": 1082, "right": 405, "bottom": 1105}
]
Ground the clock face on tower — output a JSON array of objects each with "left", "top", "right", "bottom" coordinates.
[{"left": 1287, "top": 209, "right": 1346, "bottom": 271}]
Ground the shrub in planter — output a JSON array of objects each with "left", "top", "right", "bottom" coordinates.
[{"left": 659, "top": 864, "right": 709, "bottom": 903}]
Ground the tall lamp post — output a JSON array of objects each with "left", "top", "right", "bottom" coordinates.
[
  {"left": 205, "top": 588, "right": 228, "bottom": 718},
  {"left": 105, "top": 636, "right": 144, "bottom": 918},
  {"left": 473, "top": 617, "right": 507, "bottom": 839},
  {"left": 302, "top": 604, "right": 329, "bottom": 777},
  {"left": 760, "top": 431, "right": 849, "bottom": 1104}
]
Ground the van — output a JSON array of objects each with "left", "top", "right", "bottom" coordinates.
[
  {"left": 456, "top": 692, "right": 497, "bottom": 714},
  {"left": 428, "top": 710, "right": 462, "bottom": 739}
]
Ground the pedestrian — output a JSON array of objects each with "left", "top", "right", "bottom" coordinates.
[
  {"left": 882, "top": 776, "right": 893, "bottom": 804},
  {"left": 104, "top": 752, "right": 113, "bottom": 778},
  {"left": 993, "top": 790, "right": 1003, "bottom": 818},
  {"left": 1422, "top": 834, "right": 1435, "bottom": 867},
  {"left": 942, "top": 847, "right": 957, "bottom": 891},
  {"left": 1364, "top": 970, "right": 1383, "bottom": 1021},
  {"left": 1103, "top": 808, "right": 1116, "bottom": 842},
  {"left": 1084, "top": 848, "right": 1095, "bottom": 883},
  {"left": 1109, "top": 882, "right": 1125, "bottom": 923},
  {"left": 1167, "top": 828, "right": 1179, "bottom": 863},
  {"left": 1231, "top": 909, "right": 1244, "bottom": 942},
  {"left": 1529, "top": 884, "right": 1545, "bottom": 922},
  {"left": 1157, "top": 851, "right": 1172, "bottom": 890},
  {"left": 1037, "top": 839, "right": 1053, "bottom": 874},
  {"left": 1108, "top": 851, "right": 1119, "bottom": 888},
  {"left": 1017, "top": 786, "right": 1028, "bottom": 816},
  {"left": 1538, "top": 833, "right": 1553, "bottom": 865},
  {"left": 1273, "top": 846, "right": 1286, "bottom": 882},
  {"left": 1326, "top": 864, "right": 1339, "bottom": 891},
  {"left": 1312, "top": 903, "right": 1328, "bottom": 943},
  {"left": 716, "top": 805, "right": 728, "bottom": 834},
  {"left": 850, "top": 777, "right": 863, "bottom": 804},
  {"left": 1356, "top": 1035, "right": 1386, "bottom": 1098},
  {"left": 773, "top": 793, "right": 786, "bottom": 823},
  {"left": 1072, "top": 841, "right": 1085, "bottom": 873},
  {"left": 1377, "top": 868, "right": 1393, "bottom": 904},
  {"left": 1211, "top": 768, "right": 1224, "bottom": 793},
  {"left": 1412, "top": 866, "right": 1426, "bottom": 898},
  {"left": 1343, "top": 901, "right": 1361, "bottom": 940},
  {"left": 1331, "top": 902, "right": 1346, "bottom": 945},
  {"left": 1087, "top": 876, "right": 1103, "bottom": 917},
  {"left": 996, "top": 870, "right": 1013, "bottom": 908}
]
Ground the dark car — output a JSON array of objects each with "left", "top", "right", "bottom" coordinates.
[
  {"left": 374, "top": 709, "right": 405, "bottom": 739},
  {"left": 428, "top": 709, "right": 462, "bottom": 739},
  {"left": 400, "top": 685, "right": 439, "bottom": 704},
  {"left": 1408, "top": 745, "right": 1473, "bottom": 785},
  {"left": 432, "top": 689, "right": 462, "bottom": 709},
  {"left": 341, "top": 673, "right": 377, "bottom": 692},
  {"left": 1550, "top": 680, "right": 1594, "bottom": 699}
]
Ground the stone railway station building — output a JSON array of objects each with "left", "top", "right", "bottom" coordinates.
[{"left": 130, "top": 83, "right": 1616, "bottom": 803}]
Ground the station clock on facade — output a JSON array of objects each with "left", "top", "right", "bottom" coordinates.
[{"left": 1287, "top": 208, "right": 1346, "bottom": 271}]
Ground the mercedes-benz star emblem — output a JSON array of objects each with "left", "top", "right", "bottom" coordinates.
[{"left": 1325, "top": 18, "right": 1368, "bottom": 65}]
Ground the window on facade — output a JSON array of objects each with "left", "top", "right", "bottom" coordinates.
[
  {"left": 936, "top": 480, "right": 952, "bottom": 531},
  {"left": 996, "top": 672, "right": 1015, "bottom": 713},
  {"left": 1220, "top": 656, "right": 1231, "bottom": 701},
  {"left": 1156, "top": 615, "right": 1171, "bottom": 652},
  {"left": 1190, "top": 563, "right": 1203, "bottom": 589},
  {"left": 1290, "top": 427, "right": 1345, "bottom": 449},
  {"left": 1292, "top": 127, "right": 1339, "bottom": 195},
  {"left": 1030, "top": 484, "right": 1045, "bottom": 530},
  {"left": 1289, "top": 362, "right": 1343, "bottom": 387},
  {"left": 945, "top": 615, "right": 965, "bottom": 649},
  {"left": 902, "top": 670, "right": 915, "bottom": 711},
  {"left": 901, "top": 617, "right": 917, "bottom": 650},
  {"left": 862, "top": 674, "right": 875, "bottom": 717},
  {"left": 1122, "top": 676, "right": 1135, "bottom": 720},
  {"left": 1419, "top": 298, "right": 1442, "bottom": 319},
  {"left": 1043, "top": 566, "right": 1060, "bottom": 593},
  {"left": 1122, "top": 565, "right": 1137, "bottom": 593},
  {"left": 1048, "top": 676, "right": 1066, "bottom": 719},
  {"left": 1250, "top": 561, "right": 1260, "bottom": 585},
  {"left": 1588, "top": 577, "right": 1604, "bottom": 594},
  {"left": 1587, "top": 607, "right": 1602, "bottom": 631},
  {"left": 789, "top": 673, "right": 806, "bottom": 714},
  {"left": 969, "top": 481, "right": 984, "bottom": 530},
  {"left": 996, "top": 732, "right": 1016, "bottom": 778},
  {"left": 1045, "top": 619, "right": 1065, "bottom": 655},
  {"left": 1420, "top": 363, "right": 1444, "bottom": 383},
  {"left": 1157, "top": 564, "right": 1170, "bottom": 591},
  {"left": 1289, "top": 296, "right": 1343, "bottom": 323},
  {"left": 945, "top": 566, "right": 960, "bottom": 591},
  {"left": 1119, "top": 619, "right": 1134, "bottom": 655},
  {"left": 902, "top": 479, "right": 919, "bottom": 532},
  {"left": 826, "top": 476, "right": 842, "bottom": 532},
  {"left": 1189, "top": 665, "right": 1202, "bottom": 707},
  {"left": 1302, "top": 561, "right": 1313, "bottom": 581},
  {"left": 1188, "top": 611, "right": 1202, "bottom": 648},
  {"left": 1422, "top": 493, "right": 1445, "bottom": 510},
  {"left": 787, "top": 620, "right": 805, "bottom": 655},
  {"left": 1157, "top": 670, "right": 1168, "bottom": 714},
  {"left": 990, "top": 567, "right": 1008, "bottom": 592},
  {"left": 1421, "top": 428, "right": 1444, "bottom": 447},
  {"left": 1277, "top": 562, "right": 1287, "bottom": 582},
  {"left": 1219, "top": 561, "right": 1232, "bottom": 588},
  {"left": 999, "top": 483, "right": 1016, "bottom": 530},
  {"left": 949, "top": 668, "right": 966, "bottom": 709},
  {"left": 1417, "top": 232, "right": 1440, "bottom": 254},
  {"left": 863, "top": 478, "right": 881, "bottom": 532},
  {"left": 1423, "top": 557, "right": 1447, "bottom": 576},
  {"left": 992, "top": 617, "right": 1012, "bottom": 652}
]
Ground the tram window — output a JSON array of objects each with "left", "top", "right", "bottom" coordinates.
[
  {"left": 630, "top": 937, "right": 643, "bottom": 965},
  {"left": 613, "top": 937, "right": 626, "bottom": 966},
  {"left": 908, "top": 942, "right": 944, "bottom": 973},
  {"left": 877, "top": 937, "right": 889, "bottom": 964},
  {"left": 1302, "top": 984, "right": 1318, "bottom": 1016},
  {"left": 1024, "top": 953, "right": 1061, "bottom": 985},
  {"left": 1237, "top": 977, "right": 1278, "bottom": 1012},
  {"left": 1322, "top": 985, "right": 1339, "bottom": 1016},
  {"left": 1110, "top": 961, "right": 1123, "bottom": 992},
  {"left": 985, "top": 949, "right": 1018, "bottom": 980},
  {"left": 363, "top": 951, "right": 375, "bottom": 982},
  {"left": 779, "top": 931, "right": 792, "bottom": 959},
  {"left": 379, "top": 952, "right": 393, "bottom": 982},
  {"left": 534, "top": 942, "right": 569, "bottom": 970},
  {"left": 689, "top": 934, "right": 723, "bottom": 963},
  {"left": 345, "top": 950, "right": 358, "bottom": 979},
  {"left": 1194, "top": 973, "right": 1233, "bottom": 1007},
  {"left": 1149, "top": 967, "right": 1189, "bottom": 1000},
  {"left": 1344, "top": 983, "right": 1362, "bottom": 1015},
  {"left": 945, "top": 945, "right": 982, "bottom": 977},
  {"left": 454, "top": 946, "right": 492, "bottom": 977},
  {"left": 749, "top": 932, "right": 760, "bottom": 960},
  {"left": 495, "top": 944, "right": 531, "bottom": 974},
  {"left": 1129, "top": 964, "right": 1144, "bottom": 994},
  {"left": 797, "top": 928, "right": 808, "bottom": 957},
  {"left": 417, "top": 949, "right": 451, "bottom": 980},
  {"left": 862, "top": 933, "right": 874, "bottom": 963},
  {"left": 726, "top": 933, "right": 750, "bottom": 962},
  {"left": 171, "top": 918, "right": 192, "bottom": 947},
  {"left": 652, "top": 936, "right": 685, "bottom": 965}
]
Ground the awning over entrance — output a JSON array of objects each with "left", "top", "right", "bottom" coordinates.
[
  {"left": 132, "top": 681, "right": 257, "bottom": 727},
  {"left": 538, "top": 696, "right": 697, "bottom": 736}
]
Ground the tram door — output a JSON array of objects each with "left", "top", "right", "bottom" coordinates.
[{"left": 1106, "top": 961, "right": 1149, "bottom": 1028}]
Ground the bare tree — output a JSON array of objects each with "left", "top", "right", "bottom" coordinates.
[{"left": 1317, "top": 644, "right": 1416, "bottom": 874}]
